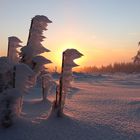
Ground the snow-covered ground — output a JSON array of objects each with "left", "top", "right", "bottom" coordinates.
[{"left": 0, "top": 73, "right": 140, "bottom": 140}]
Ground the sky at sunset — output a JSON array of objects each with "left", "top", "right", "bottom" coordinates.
[{"left": 0, "top": 0, "right": 140, "bottom": 69}]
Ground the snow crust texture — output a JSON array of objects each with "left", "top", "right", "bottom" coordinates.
[{"left": 0, "top": 73, "right": 140, "bottom": 140}]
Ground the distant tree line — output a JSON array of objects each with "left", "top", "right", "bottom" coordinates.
[
  {"left": 78, "top": 62, "right": 140, "bottom": 73},
  {"left": 78, "top": 42, "right": 140, "bottom": 74}
]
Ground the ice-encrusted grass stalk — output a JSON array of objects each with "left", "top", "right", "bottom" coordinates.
[{"left": 53, "top": 49, "right": 83, "bottom": 117}]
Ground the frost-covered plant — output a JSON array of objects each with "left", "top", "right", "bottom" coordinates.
[
  {"left": 20, "top": 15, "right": 52, "bottom": 73},
  {"left": 14, "top": 63, "right": 35, "bottom": 93},
  {"left": 0, "top": 57, "right": 34, "bottom": 127},
  {"left": 133, "top": 42, "right": 140, "bottom": 64},
  {"left": 41, "top": 73, "right": 56, "bottom": 101},
  {"left": 20, "top": 15, "right": 52, "bottom": 102},
  {"left": 32, "top": 55, "right": 52, "bottom": 74},
  {"left": 55, "top": 49, "right": 83, "bottom": 116},
  {"left": 0, "top": 57, "right": 14, "bottom": 93},
  {"left": 0, "top": 15, "right": 53, "bottom": 127},
  {"left": 0, "top": 89, "right": 22, "bottom": 128},
  {"left": 7, "top": 36, "right": 22, "bottom": 64}
]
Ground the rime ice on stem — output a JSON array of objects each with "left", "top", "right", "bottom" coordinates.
[
  {"left": 14, "top": 64, "right": 35, "bottom": 93},
  {"left": 7, "top": 36, "right": 22, "bottom": 64},
  {"left": 55, "top": 49, "right": 83, "bottom": 117},
  {"left": 41, "top": 73, "right": 56, "bottom": 101},
  {"left": 32, "top": 55, "right": 52, "bottom": 73},
  {"left": 20, "top": 15, "right": 52, "bottom": 73},
  {"left": 0, "top": 57, "right": 34, "bottom": 128},
  {"left": 20, "top": 15, "right": 53, "bottom": 102},
  {"left": 0, "top": 57, "right": 14, "bottom": 93},
  {"left": 0, "top": 89, "right": 22, "bottom": 128},
  {"left": 133, "top": 42, "right": 140, "bottom": 64}
]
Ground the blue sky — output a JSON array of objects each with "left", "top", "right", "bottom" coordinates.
[{"left": 0, "top": 0, "right": 140, "bottom": 67}]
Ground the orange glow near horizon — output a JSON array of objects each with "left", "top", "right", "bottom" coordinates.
[
  {"left": 42, "top": 41, "right": 87, "bottom": 71},
  {"left": 0, "top": 0, "right": 140, "bottom": 73},
  {"left": 1, "top": 35, "right": 136, "bottom": 73},
  {"left": 42, "top": 39, "right": 135, "bottom": 72}
]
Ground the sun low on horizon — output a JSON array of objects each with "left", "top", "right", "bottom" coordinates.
[
  {"left": 42, "top": 41, "right": 87, "bottom": 71},
  {"left": 0, "top": 0, "right": 140, "bottom": 71}
]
